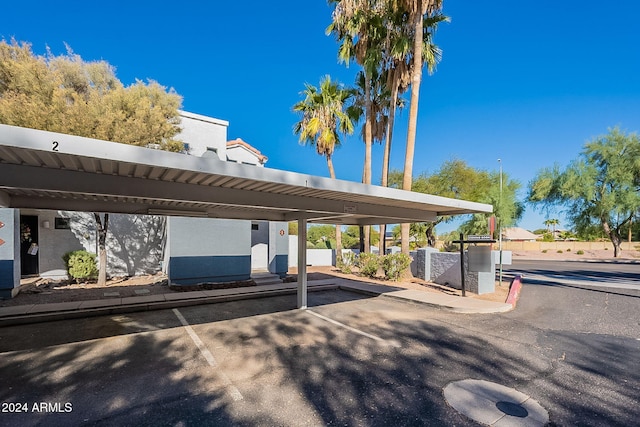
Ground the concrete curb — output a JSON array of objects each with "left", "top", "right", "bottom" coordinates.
[
  {"left": 0, "top": 278, "right": 514, "bottom": 327},
  {"left": 0, "top": 283, "right": 339, "bottom": 327}
]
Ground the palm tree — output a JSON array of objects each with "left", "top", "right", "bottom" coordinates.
[
  {"left": 544, "top": 218, "right": 560, "bottom": 236},
  {"left": 397, "top": 0, "right": 445, "bottom": 254},
  {"left": 293, "top": 75, "right": 355, "bottom": 251},
  {"left": 328, "top": 0, "right": 387, "bottom": 252},
  {"left": 350, "top": 69, "right": 391, "bottom": 251}
]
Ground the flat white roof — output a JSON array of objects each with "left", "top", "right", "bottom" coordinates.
[{"left": 0, "top": 124, "right": 492, "bottom": 224}]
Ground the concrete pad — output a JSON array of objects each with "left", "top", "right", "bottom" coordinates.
[
  {"left": 444, "top": 379, "right": 549, "bottom": 426},
  {"left": 134, "top": 289, "right": 151, "bottom": 295},
  {"left": 103, "top": 292, "right": 120, "bottom": 297},
  {"left": 384, "top": 290, "right": 513, "bottom": 313}
]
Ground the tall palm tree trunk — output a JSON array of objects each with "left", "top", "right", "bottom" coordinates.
[
  {"left": 379, "top": 70, "right": 400, "bottom": 255},
  {"left": 401, "top": 1, "right": 425, "bottom": 254},
  {"left": 363, "top": 72, "right": 374, "bottom": 253},
  {"left": 327, "top": 155, "right": 342, "bottom": 252}
]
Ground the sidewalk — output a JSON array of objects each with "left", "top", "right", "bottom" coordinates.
[{"left": 0, "top": 277, "right": 512, "bottom": 327}]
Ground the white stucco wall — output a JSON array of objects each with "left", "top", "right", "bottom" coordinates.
[
  {"left": 177, "top": 111, "right": 228, "bottom": 160},
  {"left": 227, "top": 145, "right": 265, "bottom": 166},
  {"left": 288, "top": 236, "right": 335, "bottom": 267}
]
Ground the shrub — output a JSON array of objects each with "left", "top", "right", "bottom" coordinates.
[
  {"left": 62, "top": 250, "right": 98, "bottom": 282},
  {"left": 357, "top": 253, "right": 381, "bottom": 278},
  {"left": 576, "top": 250, "right": 584, "bottom": 255},
  {"left": 337, "top": 251, "right": 357, "bottom": 274},
  {"left": 382, "top": 253, "right": 412, "bottom": 281},
  {"left": 541, "top": 249, "right": 548, "bottom": 253},
  {"left": 557, "top": 250, "right": 563, "bottom": 253},
  {"left": 566, "top": 248, "right": 571, "bottom": 252}
]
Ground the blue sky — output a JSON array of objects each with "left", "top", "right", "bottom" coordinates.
[{"left": 3, "top": 1, "right": 640, "bottom": 233}]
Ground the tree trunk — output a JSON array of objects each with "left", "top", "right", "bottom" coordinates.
[
  {"left": 401, "top": 2, "right": 425, "bottom": 254},
  {"left": 327, "top": 156, "right": 342, "bottom": 253},
  {"left": 363, "top": 74, "right": 373, "bottom": 253},
  {"left": 602, "top": 219, "right": 621, "bottom": 257},
  {"left": 379, "top": 69, "right": 399, "bottom": 256},
  {"left": 426, "top": 223, "right": 436, "bottom": 247},
  {"left": 94, "top": 213, "right": 109, "bottom": 285}
]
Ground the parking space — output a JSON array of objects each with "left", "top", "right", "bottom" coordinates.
[
  {"left": 1, "top": 290, "right": 475, "bottom": 426},
  {"left": 4, "top": 287, "right": 632, "bottom": 426}
]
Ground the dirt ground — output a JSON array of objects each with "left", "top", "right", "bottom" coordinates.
[{"left": 3, "top": 249, "right": 636, "bottom": 308}]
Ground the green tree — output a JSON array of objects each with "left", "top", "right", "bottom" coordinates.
[
  {"left": 528, "top": 127, "right": 640, "bottom": 257},
  {"left": 0, "top": 39, "right": 183, "bottom": 285},
  {"left": 293, "top": 75, "right": 355, "bottom": 252},
  {"left": 307, "top": 225, "right": 337, "bottom": 249},
  {"left": 342, "top": 225, "right": 379, "bottom": 249},
  {"left": 390, "top": 159, "right": 523, "bottom": 244}
]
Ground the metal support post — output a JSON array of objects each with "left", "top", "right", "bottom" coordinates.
[{"left": 297, "top": 218, "right": 307, "bottom": 309}]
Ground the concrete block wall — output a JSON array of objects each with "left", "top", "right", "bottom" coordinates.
[{"left": 413, "top": 248, "right": 496, "bottom": 295}]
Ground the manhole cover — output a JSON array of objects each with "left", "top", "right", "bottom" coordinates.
[
  {"left": 444, "top": 379, "right": 549, "bottom": 426},
  {"left": 496, "top": 401, "right": 529, "bottom": 418}
]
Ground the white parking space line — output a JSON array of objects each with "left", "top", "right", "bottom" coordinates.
[
  {"left": 173, "top": 309, "right": 243, "bottom": 401},
  {"left": 306, "top": 309, "right": 401, "bottom": 348}
]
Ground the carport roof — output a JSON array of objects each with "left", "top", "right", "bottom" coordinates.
[{"left": 0, "top": 124, "right": 492, "bottom": 224}]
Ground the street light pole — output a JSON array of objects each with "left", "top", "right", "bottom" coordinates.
[{"left": 498, "top": 158, "right": 503, "bottom": 286}]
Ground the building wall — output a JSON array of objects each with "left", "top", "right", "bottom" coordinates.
[
  {"left": 227, "top": 146, "right": 265, "bottom": 166},
  {"left": 177, "top": 111, "right": 228, "bottom": 160},
  {"left": 251, "top": 221, "right": 269, "bottom": 270},
  {"left": 29, "top": 210, "right": 86, "bottom": 278},
  {"left": 0, "top": 209, "right": 20, "bottom": 298},
  {"left": 17, "top": 210, "right": 166, "bottom": 279},
  {"left": 167, "top": 217, "right": 251, "bottom": 285}
]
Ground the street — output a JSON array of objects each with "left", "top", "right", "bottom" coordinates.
[
  {"left": 506, "top": 259, "right": 640, "bottom": 292},
  {"left": 1, "top": 267, "right": 639, "bottom": 426}
]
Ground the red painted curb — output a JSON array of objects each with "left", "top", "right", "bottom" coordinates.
[{"left": 506, "top": 275, "right": 522, "bottom": 306}]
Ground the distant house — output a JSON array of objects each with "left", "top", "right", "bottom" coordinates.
[{"left": 502, "top": 227, "right": 539, "bottom": 242}]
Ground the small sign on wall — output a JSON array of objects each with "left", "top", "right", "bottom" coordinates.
[
  {"left": 468, "top": 246, "right": 492, "bottom": 272},
  {"left": 55, "top": 217, "right": 71, "bottom": 229}
]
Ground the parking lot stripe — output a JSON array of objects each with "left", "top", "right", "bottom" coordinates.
[
  {"left": 173, "top": 308, "right": 218, "bottom": 366},
  {"left": 306, "top": 309, "right": 401, "bottom": 348},
  {"left": 173, "top": 308, "right": 244, "bottom": 401}
]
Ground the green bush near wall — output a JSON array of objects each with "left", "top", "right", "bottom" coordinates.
[
  {"left": 357, "top": 253, "right": 381, "bottom": 278},
  {"left": 63, "top": 250, "right": 98, "bottom": 282},
  {"left": 382, "top": 253, "right": 412, "bottom": 281}
]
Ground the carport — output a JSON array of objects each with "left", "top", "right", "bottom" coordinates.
[{"left": 0, "top": 124, "right": 492, "bottom": 307}]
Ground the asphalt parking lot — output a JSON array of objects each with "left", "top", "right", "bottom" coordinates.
[{"left": 1, "top": 287, "right": 637, "bottom": 426}]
